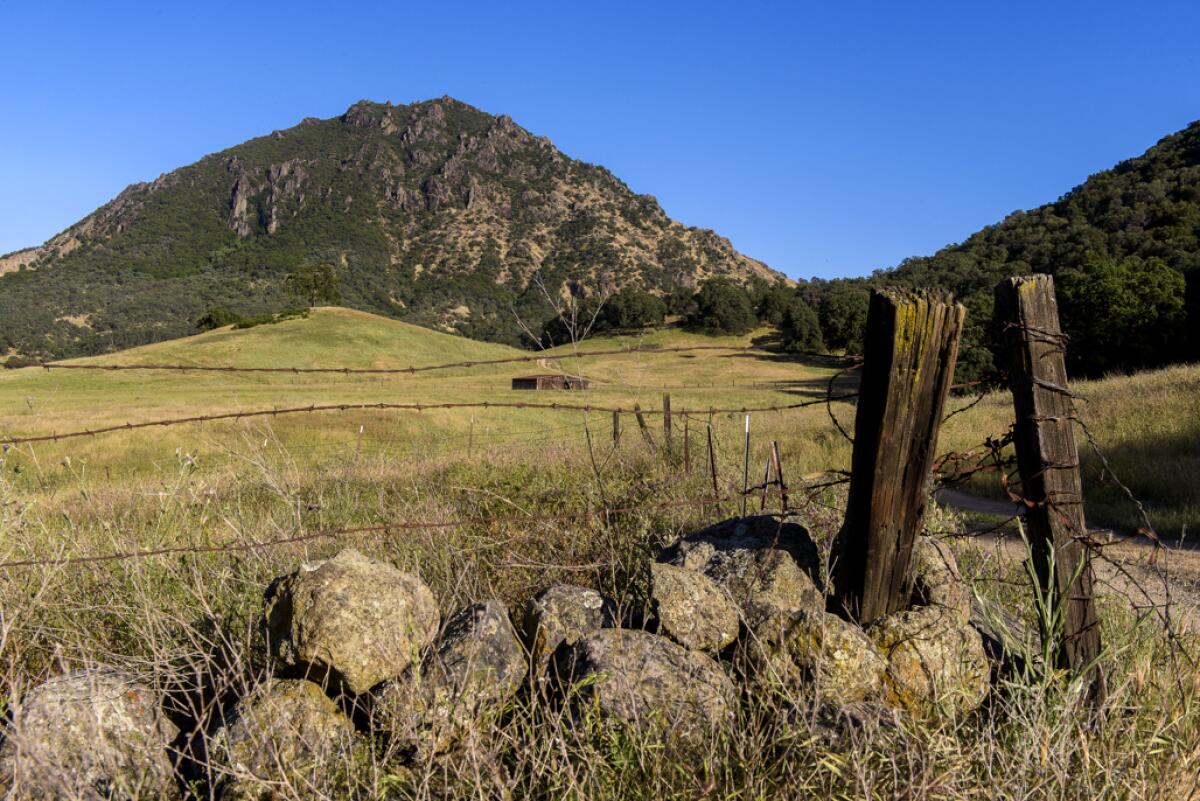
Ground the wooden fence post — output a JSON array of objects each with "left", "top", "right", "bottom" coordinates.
[
  {"left": 612, "top": 410, "right": 620, "bottom": 447},
  {"left": 683, "top": 415, "right": 691, "bottom": 473},
  {"left": 741, "top": 415, "right": 751, "bottom": 516},
  {"left": 770, "top": 441, "right": 787, "bottom": 512},
  {"left": 706, "top": 415, "right": 719, "bottom": 507},
  {"left": 995, "top": 274, "right": 1103, "bottom": 698},
  {"left": 663, "top": 393, "right": 672, "bottom": 457},
  {"left": 833, "top": 288, "right": 965, "bottom": 624},
  {"left": 633, "top": 404, "right": 658, "bottom": 454}
]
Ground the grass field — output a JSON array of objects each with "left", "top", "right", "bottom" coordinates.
[
  {"left": 1, "top": 308, "right": 1198, "bottom": 799},
  {"left": 1, "top": 307, "right": 1194, "bottom": 536}
]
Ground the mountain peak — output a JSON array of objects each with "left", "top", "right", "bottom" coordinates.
[{"left": 0, "top": 100, "right": 780, "bottom": 359}]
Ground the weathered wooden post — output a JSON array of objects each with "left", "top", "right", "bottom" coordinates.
[
  {"left": 612, "top": 410, "right": 621, "bottom": 447},
  {"left": 682, "top": 415, "right": 691, "bottom": 473},
  {"left": 633, "top": 403, "right": 657, "bottom": 453},
  {"left": 770, "top": 441, "right": 787, "bottom": 512},
  {"left": 833, "top": 288, "right": 965, "bottom": 624},
  {"left": 663, "top": 393, "right": 672, "bottom": 457},
  {"left": 706, "top": 413, "right": 719, "bottom": 507},
  {"left": 995, "top": 274, "right": 1103, "bottom": 697}
]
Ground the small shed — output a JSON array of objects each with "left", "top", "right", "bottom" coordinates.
[{"left": 511, "top": 373, "right": 590, "bottom": 390}]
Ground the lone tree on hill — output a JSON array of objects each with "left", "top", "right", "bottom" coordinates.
[{"left": 286, "top": 264, "right": 342, "bottom": 307}]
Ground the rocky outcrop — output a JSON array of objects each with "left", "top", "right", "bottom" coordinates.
[
  {"left": 226, "top": 157, "right": 256, "bottom": 239},
  {"left": 650, "top": 562, "right": 739, "bottom": 652},
  {"left": 265, "top": 159, "right": 308, "bottom": 234},
  {"left": 0, "top": 669, "right": 181, "bottom": 800},
  {"left": 209, "top": 678, "right": 359, "bottom": 800},
  {"left": 552, "top": 629, "right": 737, "bottom": 740},
  {"left": 373, "top": 601, "right": 525, "bottom": 758},
  {"left": 226, "top": 156, "right": 310, "bottom": 237},
  {"left": 264, "top": 548, "right": 439, "bottom": 694}
]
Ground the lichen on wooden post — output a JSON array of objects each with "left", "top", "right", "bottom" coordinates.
[
  {"left": 833, "top": 288, "right": 965, "bottom": 624},
  {"left": 994, "top": 274, "right": 1104, "bottom": 700}
]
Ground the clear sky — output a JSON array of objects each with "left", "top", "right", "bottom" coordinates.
[{"left": 2, "top": 0, "right": 1198, "bottom": 280}]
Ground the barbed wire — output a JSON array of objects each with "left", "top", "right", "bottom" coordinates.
[
  {"left": 0, "top": 485, "right": 816, "bottom": 571},
  {"left": 33, "top": 344, "right": 773, "bottom": 376},
  {"left": 0, "top": 395, "right": 859, "bottom": 446}
]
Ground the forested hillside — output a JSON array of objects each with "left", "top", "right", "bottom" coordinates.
[{"left": 878, "top": 120, "right": 1200, "bottom": 379}]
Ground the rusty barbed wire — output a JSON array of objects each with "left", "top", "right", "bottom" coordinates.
[
  {"left": 0, "top": 395, "right": 859, "bottom": 446},
  {"left": 33, "top": 344, "right": 776, "bottom": 376},
  {"left": 0, "top": 483, "right": 827, "bottom": 571}
]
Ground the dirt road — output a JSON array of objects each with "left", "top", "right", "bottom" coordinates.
[{"left": 935, "top": 488, "right": 1200, "bottom": 633}]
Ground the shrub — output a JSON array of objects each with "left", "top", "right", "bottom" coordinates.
[{"left": 196, "top": 306, "right": 240, "bottom": 331}]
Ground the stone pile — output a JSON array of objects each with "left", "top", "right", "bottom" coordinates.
[{"left": 0, "top": 515, "right": 992, "bottom": 799}]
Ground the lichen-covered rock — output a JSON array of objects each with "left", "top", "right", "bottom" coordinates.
[
  {"left": 0, "top": 669, "right": 181, "bottom": 801},
  {"left": 523, "top": 584, "right": 608, "bottom": 674},
  {"left": 650, "top": 562, "right": 739, "bottom": 652},
  {"left": 743, "top": 610, "right": 886, "bottom": 706},
  {"left": 868, "top": 606, "right": 990, "bottom": 715},
  {"left": 264, "top": 548, "right": 439, "bottom": 694},
  {"left": 373, "top": 601, "right": 525, "bottom": 758},
  {"left": 659, "top": 515, "right": 824, "bottom": 635},
  {"left": 211, "top": 678, "right": 358, "bottom": 800},
  {"left": 553, "top": 629, "right": 736, "bottom": 739},
  {"left": 911, "top": 537, "right": 972, "bottom": 626}
]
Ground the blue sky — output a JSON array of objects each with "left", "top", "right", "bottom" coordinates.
[{"left": 1, "top": 0, "right": 1198, "bottom": 280}]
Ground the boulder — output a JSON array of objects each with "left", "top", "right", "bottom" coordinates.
[
  {"left": 743, "top": 610, "right": 886, "bottom": 706},
  {"left": 373, "top": 601, "right": 525, "bottom": 757},
  {"left": 552, "top": 629, "right": 736, "bottom": 739},
  {"left": 868, "top": 606, "right": 990, "bottom": 715},
  {"left": 264, "top": 548, "right": 439, "bottom": 694},
  {"left": 911, "top": 537, "right": 972, "bottom": 626},
  {"left": 522, "top": 584, "right": 609, "bottom": 674},
  {"left": 210, "top": 678, "right": 358, "bottom": 800},
  {"left": 659, "top": 515, "right": 824, "bottom": 636},
  {"left": 0, "top": 668, "right": 181, "bottom": 801},
  {"left": 650, "top": 562, "right": 739, "bottom": 652}
]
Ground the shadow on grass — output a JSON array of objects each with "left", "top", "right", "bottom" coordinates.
[{"left": 1077, "top": 426, "right": 1200, "bottom": 540}]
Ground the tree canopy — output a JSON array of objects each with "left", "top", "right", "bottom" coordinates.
[{"left": 684, "top": 278, "right": 759, "bottom": 335}]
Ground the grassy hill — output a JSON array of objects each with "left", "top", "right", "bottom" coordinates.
[
  {"left": 70, "top": 306, "right": 524, "bottom": 371},
  {"left": 0, "top": 97, "right": 779, "bottom": 361},
  {"left": 0, "top": 308, "right": 848, "bottom": 489}
]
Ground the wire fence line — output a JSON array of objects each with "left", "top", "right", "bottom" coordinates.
[
  {"left": 0, "top": 396, "right": 859, "bottom": 446},
  {"left": 32, "top": 344, "right": 788, "bottom": 376},
  {"left": 0, "top": 486, "right": 813, "bottom": 571}
]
